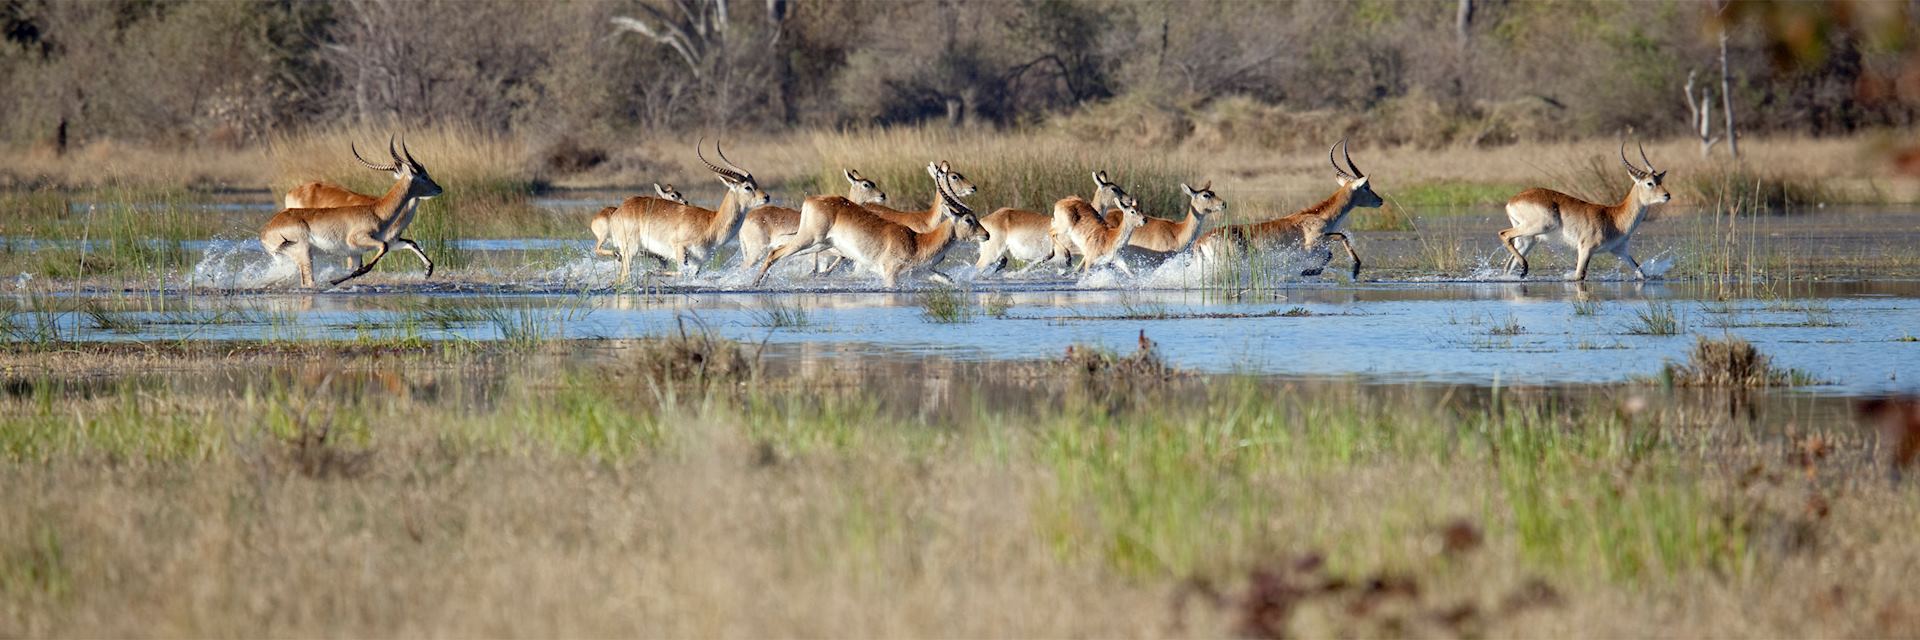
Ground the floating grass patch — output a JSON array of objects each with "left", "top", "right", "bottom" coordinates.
[
  {"left": 916, "top": 287, "right": 975, "bottom": 324},
  {"left": 1627, "top": 302, "right": 1684, "bottom": 336},
  {"left": 982, "top": 293, "right": 1015, "bottom": 319},
  {"left": 1661, "top": 336, "right": 1814, "bottom": 388},
  {"left": 748, "top": 301, "right": 811, "bottom": 328},
  {"left": 1489, "top": 315, "right": 1526, "bottom": 336},
  {"left": 1571, "top": 299, "right": 1600, "bottom": 316}
]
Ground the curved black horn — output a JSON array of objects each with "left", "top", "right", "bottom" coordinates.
[
  {"left": 1342, "top": 138, "right": 1363, "bottom": 178},
  {"left": 1619, "top": 140, "right": 1645, "bottom": 178},
  {"left": 351, "top": 142, "right": 393, "bottom": 172},
  {"left": 402, "top": 135, "right": 420, "bottom": 167},
  {"left": 1637, "top": 142, "right": 1656, "bottom": 173},
  {"left": 934, "top": 164, "right": 969, "bottom": 215},
  {"left": 1330, "top": 139, "right": 1354, "bottom": 179},
  {"left": 714, "top": 140, "right": 749, "bottom": 181},
  {"left": 694, "top": 137, "right": 735, "bottom": 180},
  {"left": 387, "top": 135, "right": 402, "bottom": 168}
]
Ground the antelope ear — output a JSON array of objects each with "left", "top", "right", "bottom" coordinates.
[
  {"left": 1092, "top": 170, "right": 1109, "bottom": 185},
  {"left": 844, "top": 169, "right": 859, "bottom": 183},
  {"left": 1199, "top": 180, "right": 1211, "bottom": 192},
  {"left": 1350, "top": 176, "right": 1368, "bottom": 189},
  {"left": 1654, "top": 171, "right": 1668, "bottom": 183},
  {"left": 926, "top": 162, "right": 942, "bottom": 178},
  {"left": 939, "top": 160, "right": 952, "bottom": 173},
  {"left": 1180, "top": 183, "right": 1196, "bottom": 197}
]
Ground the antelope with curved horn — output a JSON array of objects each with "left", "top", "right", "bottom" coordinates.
[
  {"left": 591, "top": 183, "right": 685, "bottom": 258},
  {"left": 1499, "top": 141, "right": 1671, "bottom": 281},
  {"left": 1045, "top": 170, "right": 1132, "bottom": 271},
  {"left": 735, "top": 168, "right": 889, "bottom": 275},
  {"left": 860, "top": 161, "right": 978, "bottom": 232},
  {"left": 259, "top": 137, "right": 443, "bottom": 288},
  {"left": 598, "top": 140, "right": 769, "bottom": 283},
  {"left": 1194, "top": 139, "right": 1381, "bottom": 278},
  {"left": 753, "top": 162, "right": 988, "bottom": 287}
]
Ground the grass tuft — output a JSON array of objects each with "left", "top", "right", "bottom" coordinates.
[
  {"left": 916, "top": 287, "right": 975, "bottom": 324},
  {"left": 1662, "top": 336, "right": 1814, "bottom": 387},
  {"left": 1627, "top": 302, "right": 1684, "bottom": 336}
]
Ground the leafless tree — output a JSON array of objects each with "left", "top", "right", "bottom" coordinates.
[
  {"left": 1684, "top": 69, "right": 1721, "bottom": 157},
  {"left": 1714, "top": 0, "right": 1739, "bottom": 158}
]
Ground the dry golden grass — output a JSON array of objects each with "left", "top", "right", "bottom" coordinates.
[
  {"left": 5, "top": 125, "right": 1913, "bottom": 212},
  {"left": 3, "top": 345, "right": 1920, "bottom": 637}
]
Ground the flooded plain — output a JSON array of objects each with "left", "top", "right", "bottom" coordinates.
[{"left": 7, "top": 192, "right": 1920, "bottom": 396}]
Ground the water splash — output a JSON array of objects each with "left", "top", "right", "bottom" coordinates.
[{"left": 189, "top": 237, "right": 303, "bottom": 289}]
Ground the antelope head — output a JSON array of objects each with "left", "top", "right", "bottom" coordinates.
[
  {"left": 1329, "top": 138, "right": 1381, "bottom": 208},
  {"left": 934, "top": 160, "right": 977, "bottom": 198},
  {"left": 1089, "top": 170, "right": 1129, "bottom": 211},
  {"left": 1620, "top": 140, "right": 1673, "bottom": 206},
  {"left": 1114, "top": 193, "right": 1145, "bottom": 230},
  {"left": 1180, "top": 180, "right": 1226, "bottom": 219},
  {"left": 843, "top": 169, "right": 887, "bottom": 204},
  {"left": 653, "top": 182, "right": 687, "bottom": 204},
  {"left": 696, "top": 139, "right": 770, "bottom": 208},
  {"left": 353, "top": 135, "right": 443, "bottom": 200},
  {"left": 929, "top": 162, "right": 988, "bottom": 242}
]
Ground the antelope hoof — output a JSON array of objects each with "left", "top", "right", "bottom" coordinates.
[
  {"left": 1349, "top": 264, "right": 1361, "bottom": 279},
  {"left": 1565, "top": 273, "right": 1585, "bottom": 282}
]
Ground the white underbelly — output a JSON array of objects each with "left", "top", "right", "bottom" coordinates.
[
  {"left": 1007, "top": 231, "right": 1054, "bottom": 261},
  {"left": 308, "top": 235, "right": 350, "bottom": 255}
]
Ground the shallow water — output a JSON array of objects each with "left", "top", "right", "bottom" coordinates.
[
  {"left": 11, "top": 194, "right": 1920, "bottom": 396},
  {"left": 17, "top": 279, "right": 1919, "bottom": 396}
]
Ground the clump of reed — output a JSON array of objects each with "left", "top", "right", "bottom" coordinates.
[
  {"left": 915, "top": 286, "right": 975, "bottom": 324},
  {"left": 748, "top": 300, "right": 811, "bottom": 328},
  {"left": 1057, "top": 330, "right": 1182, "bottom": 384},
  {"left": 623, "top": 323, "right": 758, "bottom": 386},
  {"left": 1687, "top": 166, "right": 1836, "bottom": 215},
  {"left": 1627, "top": 302, "right": 1684, "bottom": 336},
  {"left": 1662, "top": 336, "right": 1810, "bottom": 387}
]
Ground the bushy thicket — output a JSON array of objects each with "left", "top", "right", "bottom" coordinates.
[{"left": 0, "top": 0, "right": 1913, "bottom": 151}]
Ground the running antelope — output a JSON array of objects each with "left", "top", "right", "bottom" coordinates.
[
  {"left": 753, "top": 162, "right": 987, "bottom": 287},
  {"left": 1126, "top": 182, "right": 1225, "bottom": 262},
  {"left": 1046, "top": 170, "right": 1132, "bottom": 270},
  {"left": 736, "top": 169, "right": 888, "bottom": 275},
  {"left": 862, "top": 161, "right": 978, "bottom": 232},
  {"left": 974, "top": 205, "right": 1061, "bottom": 276},
  {"left": 1194, "top": 139, "right": 1381, "bottom": 278},
  {"left": 1499, "top": 141, "right": 1671, "bottom": 281},
  {"left": 259, "top": 139, "right": 443, "bottom": 288},
  {"left": 283, "top": 181, "right": 376, "bottom": 272},
  {"left": 591, "top": 183, "right": 684, "bottom": 258},
  {"left": 1064, "top": 193, "right": 1144, "bottom": 275},
  {"left": 284, "top": 181, "right": 374, "bottom": 210},
  {"left": 598, "top": 141, "right": 769, "bottom": 283}
]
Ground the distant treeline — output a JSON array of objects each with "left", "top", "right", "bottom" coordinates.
[{"left": 0, "top": 0, "right": 1914, "bottom": 150}]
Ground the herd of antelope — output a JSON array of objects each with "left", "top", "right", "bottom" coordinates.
[{"left": 260, "top": 137, "right": 1673, "bottom": 289}]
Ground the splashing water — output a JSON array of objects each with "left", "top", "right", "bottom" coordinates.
[
  {"left": 189, "top": 238, "right": 302, "bottom": 289},
  {"left": 1640, "top": 252, "right": 1677, "bottom": 279}
]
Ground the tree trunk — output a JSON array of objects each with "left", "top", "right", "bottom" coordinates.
[
  {"left": 1719, "top": 29, "right": 1738, "bottom": 158},
  {"left": 1455, "top": 0, "right": 1473, "bottom": 44}
]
